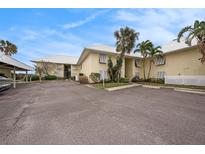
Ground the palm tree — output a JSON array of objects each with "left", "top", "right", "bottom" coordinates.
[
  {"left": 134, "top": 40, "right": 153, "bottom": 79},
  {"left": 147, "top": 45, "right": 163, "bottom": 79},
  {"left": 114, "top": 26, "right": 139, "bottom": 82},
  {"left": 114, "top": 26, "right": 139, "bottom": 56},
  {"left": 0, "top": 40, "right": 17, "bottom": 56},
  {"left": 177, "top": 20, "right": 205, "bottom": 63}
]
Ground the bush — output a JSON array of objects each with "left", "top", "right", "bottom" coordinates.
[
  {"left": 79, "top": 75, "right": 89, "bottom": 84},
  {"left": 71, "top": 76, "right": 76, "bottom": 81},
  {"left": 140, "top": 78, "right": 165, "bottom": 84},
  {"left": 31, "top": 75, "right": 39, "bottom": 81},
  {"left": 99, "top": 79, "right": 112, "bottom": 83},
  {"left": 143, "top": 78, "right": 151, "bottom": 82},
  {"left": 119, "top": 77, "right": 129, "bottom": 83},
  {"left": 89, "top": 72, "right": 100, "bottom": 83},
  {"left": 155, "top": 78, "right": 165, "bottom": 84},
  {"left": 44, "top": 75, "right": 57, "bottom": 80}
]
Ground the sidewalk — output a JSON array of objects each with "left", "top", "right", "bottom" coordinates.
[{"left": 139, "top": 83, "right": 205, "bottom": 95}]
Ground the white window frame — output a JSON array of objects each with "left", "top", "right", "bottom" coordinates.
[
  {"left": 157, "top": 71, "right": 166, "bottom": 79},
  {"left": 99, "top": 54, "right": 107, "bottom": 64},
  {"left": 156, "top": 56, "right": 165, "bottom": 65}
]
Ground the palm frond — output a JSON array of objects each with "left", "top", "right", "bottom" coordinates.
[{"left": 177, "top": 26, "right": 192, "bottom": 42}]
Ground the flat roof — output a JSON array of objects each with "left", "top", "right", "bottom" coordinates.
[{"left": 32, "top": 55, "right": 79, "bottom": 65}]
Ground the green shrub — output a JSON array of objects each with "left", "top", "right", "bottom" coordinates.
[
  {"left": 31, "top": 75, "right": 39, "bottom": 81},
  {"left": 99, "top": 79, "right": 112, "bottom": 83},
  {"left": 71, "top": 76, "right": 76, "bottom": 81},
  {"left": 142, "top": 78, "right": 165, "bottom": 84},
  {"left": 143, "top": 78, "right": 151, "bottom": 82},
  {"left": 120, "top": 77, "right": 129, "bottom": 83},
  {"left": 156, "top": 78, "right": 165, "bottom": 84},
  {"left": 89, "top": 72, "right": 100, "bottom": 83},
  {"left": 79, "top": 75, "right": 89, "bottom": 84},
  {"left": 44, "top": 75, "right": 57, "bottom": 80}
]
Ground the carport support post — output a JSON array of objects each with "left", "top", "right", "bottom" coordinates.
[
  {"left": 102, "top": 71, "right": 105, "bottom": 88},
  {"left": 26, "top": 70, "right": 28, "bottom": 83},
  {"left": 13, "top": 67, "right": 16, "bottom": 88}
]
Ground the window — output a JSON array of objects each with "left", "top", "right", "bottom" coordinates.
[
  {"left": 135, "top": 59, "right": 141, "bottom": 67},
  {"left": 157, "top": 71, "right": 166, "bottom": 79},
  {"left": 156, "top": 56, "right": 165, "bottom": 65},
  {"left": 99, "top": 70, "right": 107, "bottom": 80},
  {"left": 99, "top": 54, "right": 107, "bottom": 64}
]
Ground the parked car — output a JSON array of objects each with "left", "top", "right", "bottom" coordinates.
[{"left": 0, "top": 76, "right": 12, "bottom": 92}]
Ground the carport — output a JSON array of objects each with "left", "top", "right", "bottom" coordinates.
[{"left": 0, "top": 53, "right": 33, "bottom": 88}]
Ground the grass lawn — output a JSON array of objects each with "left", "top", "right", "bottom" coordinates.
[
  {"left": 92, "top": 82, "right": 130, "bottom": 89},
  {"left": 137, "top": 82, "right": 205, "bottom": 90}
]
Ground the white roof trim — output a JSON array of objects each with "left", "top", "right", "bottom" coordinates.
[
  {"left": 161, "top": 38, "right": 197, "bottom": 54},
  {"left": 77, "top": 45, "right": 142, "bottom": 64}
]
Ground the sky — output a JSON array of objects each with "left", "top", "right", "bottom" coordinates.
[{"left": 0, "top": 8, "right": 205, "bottom": 67}]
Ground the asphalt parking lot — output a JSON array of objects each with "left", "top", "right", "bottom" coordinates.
[{"left": 0, "top": 81, "right": 205, "bottom": 144}]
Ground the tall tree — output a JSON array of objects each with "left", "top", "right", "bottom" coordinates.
[
  {"left": 35, "top": 65, "right": 43, "bottom": 82},
  {"left": 113, "top": 26, "right": 139, "bottom": 81},
  {"left": 177, "top": 20, "right": 205, "bottom": 63},
  {"left": 147, "top": 45, "right": 163, "bottom": 79},
  {"left": 134, "top": 40, "right": 153, "bottom": 79},
  {"left": 0, "top": 40, "right": 17, "bottom": 56}
]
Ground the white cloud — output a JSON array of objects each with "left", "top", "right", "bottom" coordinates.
[
  {"left": 115, "top": 10, "right": 139, "bottom": 22},
  {"left": 21, "top": 29, "right": 40, "bottom": 41},
  {"left": 114, "top": 9, "right": 205, "bottom": 45},
  {"left": 138, "top": 27, "right": 176, "bottom": 45},
  {"left": 62, "top": 10, "right": 109, "bottom": 29}
]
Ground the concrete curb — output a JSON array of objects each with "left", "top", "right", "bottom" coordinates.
[
  {"left": 174, "top": 88, "right": 205, "bottom": 95},
  {"left": 105, "top": 84, "right": 141, "bottom": 91},
  {"left": 142, "top": 85, "right": 160, "bottom": 89}
]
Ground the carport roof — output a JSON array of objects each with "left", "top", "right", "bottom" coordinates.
[{"left": 0, "top": 53, "right": 33, "bottom": 71}]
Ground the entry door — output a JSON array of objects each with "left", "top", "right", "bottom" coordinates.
[{"left": 64, "top": 65, "right": 71, "bottom": 79}]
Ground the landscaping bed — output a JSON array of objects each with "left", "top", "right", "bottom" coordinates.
[{"left": 92, "top": 82, "right": 130, "bottom": 89}]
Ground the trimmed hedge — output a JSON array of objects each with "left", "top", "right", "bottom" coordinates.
[
  {"left": 119, "top": 77, "right": 129, "bottom": 83},
  {"left": 44, "top": 75, "right": 57, "bottom": 80},
  {"left": 131, "top": 77, "right": 165, "bottom": 84},
  {"left": 31, "top": 75, "right": 39, "bottom": 81}
]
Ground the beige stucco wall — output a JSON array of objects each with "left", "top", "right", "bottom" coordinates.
[
  {"left": 0, "top": 68, "right": 11, "bottom": 78},
  {"left": 80, "top": 54, "right": 92, "bottom": 77},
  {"left": 80, "top": 52, "right": 128, "bottom": 80},
  {"left": 35, "top": 62, "right": 64, "bottom": 78},
  {"left": 125, "top": 58, "right": 135, "bottom": 79},
  {"left": 145, "top": 47, "right": 205, "bottom": 78},
  {"left": 71, "top": 65, "right": 81, "bottom": 76}
]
